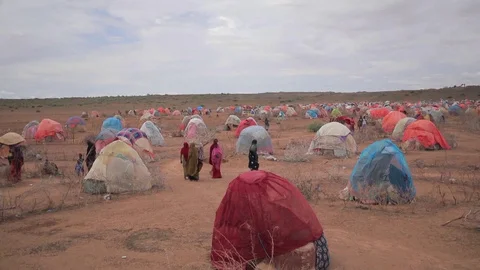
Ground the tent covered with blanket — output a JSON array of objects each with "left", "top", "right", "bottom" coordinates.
[
  {"left": 211, "top": 170, "right": 327, "bottom": 270},
  {"left": 35, "top": 119, "right": 65, "bottom": 142},
  {"left": 402, "top": 120, "right": 450, "bottom": 150},
  {"left": 83, "top": 141, "right": 152, "bottom": 194},
  {"left": 140, "top": 121, "right": 165, "bottom": 146},
  {"left": 235, "top": 117, "right": 257, "bottom": 138},
  {"left": 22, "top": 120, "right": 39, "bottom": 139},
  {"left": 382, "top": 111, "right": 406, "bottom": 133},
  {"left": 184, "top": 118, "right": 209, "bottom": 144},
  {"left": 117, "top": 128, "right": 155, "bottom": 158},
  {"left": 224, "top": 115, "right": 241, "bottom": 130},
  {"left": 236, "top": 126, "right": 273, "bottom": 155},
  {"left": 307, "top": 122, "right": 357, "bottom": 158},
  {"left": 95, "top": 128, "right": 118, "bottom": 154},
  {"left": 391, "top": 117, "right": 416, "bottom": 141},
  {"left": 343, "top": 139, "right": 415, "bottom": 205}
]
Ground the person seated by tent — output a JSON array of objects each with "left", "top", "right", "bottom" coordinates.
[
  {"left": 43, "top": 158, "right": 59, "bottom": 176},
  {"left": 7, "top": 145, "right": 24, "bottom": 183},
  {"left": 248, "top": 140, "right": 259, "bottom": 171},
  {"left": 209, "top": 139, "right": 223, "bottom": 179},
  {"left": 75, "top": 153, "right": 85, "bottom": 176}
]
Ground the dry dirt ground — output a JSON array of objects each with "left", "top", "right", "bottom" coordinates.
[{"left": 0, "top": 94, "right": 479, "bottom": 270}]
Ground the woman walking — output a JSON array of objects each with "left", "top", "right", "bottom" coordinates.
[
  {"left": 248, "top": 140, "right": 259, "bottom": 171},
  {"left": 209, "top": 139, "right": 223, "bottom": 178},
  {"left": 186, "top": 143, "right": 199, "bottom": 181},
  {"left": 180, "top": 142, "right": 189, "bottom": 180}
]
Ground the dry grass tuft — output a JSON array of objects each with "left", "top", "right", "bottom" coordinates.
[{"left": 283, "top": 139, "right": 310, "bottom": 163}]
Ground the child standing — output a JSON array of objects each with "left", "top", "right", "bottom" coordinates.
[{"left": 75, "top": 153, "right": 85, "bottom": 176}]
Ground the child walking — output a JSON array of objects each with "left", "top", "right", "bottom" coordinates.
[{"left": 75, "top": 153, "right": 85, "bottom": 176}]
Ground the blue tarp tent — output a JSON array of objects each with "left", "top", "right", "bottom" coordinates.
[
  {"left": 349, "top": 139, "right": 415, "bottom": 204},
  {"left": 306, "top": 110, "right": 318, "bottom": 119},
  {"left": 102, "top": 117, "right": 123, "bottom": 132}
]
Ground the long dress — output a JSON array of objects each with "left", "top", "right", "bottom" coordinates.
[
  {"left": 248, "top": 145, "right": 259, "bottom": 171},
  {"left": 210, "top": 146, "right": 223, "bottom": 178},
  {"left": 186, "top": 144, "right": 199, "bottom": 180},
  {"left": 86, "top": 142, "right": 96, "bottom": 171}
]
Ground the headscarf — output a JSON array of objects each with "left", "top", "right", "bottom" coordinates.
[
  {"left": 180, "top": 142, "right": 189, "bottom": 161},
  {"left": 249, "top": 139, "right": 258, "bottom": 153}
]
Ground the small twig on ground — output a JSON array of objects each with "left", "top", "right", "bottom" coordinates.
[{"left": 441, "top": 209, "right": 480, "bottom": 226}]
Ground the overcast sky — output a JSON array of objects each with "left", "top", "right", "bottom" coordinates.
[{"left": 1, "top": 0, "right": 479, "bottom": 99}]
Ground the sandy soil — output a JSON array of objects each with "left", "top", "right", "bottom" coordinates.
[{"left": 0, "top": 102, "right": 479, "bottom": 270}]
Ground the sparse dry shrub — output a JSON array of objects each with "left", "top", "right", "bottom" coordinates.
[
  {"left": 460, "top": 114, "right": 480, "bottom": 132},
  {"left": 283, "top": 139, "right": 310, "bottom": 163},
  {"left": 353, "top": 125, "right": 383, "bottom": 144},
  {"left": 307, "top": 121, "right": 325, "bottom": 133},
  {"left": 444, "top": 133, "right": 458, "bottom": 149}
]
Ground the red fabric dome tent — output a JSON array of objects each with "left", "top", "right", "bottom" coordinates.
[
  {"left": 211, "top": 171, "right": 324, "bottom": 269},
  {"left": 382, "top": 111, "right": 406, "bottom": 133},
  {"left": 235, "top": 118, "right": 257, "bottom": 138},
  {"left": 402, "top": 120, "right": 451, "bottom": 150}
]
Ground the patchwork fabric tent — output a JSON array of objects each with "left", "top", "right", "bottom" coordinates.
[
  {"left": 35, "top": 119, "right": 65, "bottom": 142},
  {"left": 22, "top": 120, "right": 39, "bottom": 139},
  {"left": 83, "top": 141, "right": 152, "bottom": 194},
  {"left": 391, "top": 117, "right": 416, "bottom": 141},
  {"left": 65, "top": 116, "right": 86, "bottom": 129},
  {"left": 140, "top": 121, "right": 165, "bottom": 146},
  {"left": 95, "top": 128, "right": 118, "bottom": 154},
  {"left": 236, "top": 126, "right": 273, "bottom": 155},
  {"left": 382, "top": 111, "right": 407, "bottom": 133},
  {"left": 402, "top": 120, "right": 450, "bottom": 150},
  {"left": 117, "top": 128, "right": 154, "bottom": 157},
  {"left": 348, "top": 139, "right": 415, "bottom": 204},
  {"left": 211, "top": 170, "right": 324, "bottom": 269},
  {"left": 307, "top": 122, "right": 357, "bottom": 158}
]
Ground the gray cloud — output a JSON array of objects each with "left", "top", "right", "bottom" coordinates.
[{"left": 0, "top": 0, "right": 479, "bottom": 98}]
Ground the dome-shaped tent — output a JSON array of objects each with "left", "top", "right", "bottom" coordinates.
[
  {"left": 367, "top": 108, "right": 391, "bottom": 120},
  {"left": 22, "top": 120, "right": 39, "bottom": 139},
  {"left": 211, "top": 170, "right": 325, "bottom": 269},
  {"left": 95, "top": 128, "right": 118, "bottom": 154},
  {"left": 348, "top": 139, "right": 415, "bottom": 204},
  {"left": 102, "top": 117, "right": 123, "bottom": 132},
  {"left": 116, "top": 128, "right": 154, "bottom": 158},
  {"left": 391, "top": 117, "right": 416, "bottom": 141},
  {"left": 382, "top": 111, "right": 406, "bottom": 133},
  {"left": 83, "top": 141, "right": 152, "bottom": 194},
  {"left": 235, "top": 118, "right": 257, "bottom": 138},
  {"left": 402, "top": 120, "right": 450, "bottom": 150},
  {"left": 305, "top": 110, "right": 318, "bottom": 119},
  {"left": 307, "top": 122, "right": 357, "bottom": 158},
  {"left": 65, "top": 116, "right": 86, "bottom": 129},
  {"left": 35, "top": 119, "right": 65, "bottom": 142},
  {"left": 236, "top": 126, "right": 273, "bottom": 155},
  {"left": 225, "top": 115, "right": 241, "bottom": 127},
  {"left": 184, "top": 118, "right": 209, "bottom": 144},
  {"left": 140, "top": 121, "right": 165, "bottom": 146}
]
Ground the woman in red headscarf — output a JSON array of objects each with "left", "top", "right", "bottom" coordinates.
[
  {"left": 180, "top": 142, "right": 189, "bottom": 180},
  {"left": 209, "top": 139, "right": 223, "bottom": 178}
]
